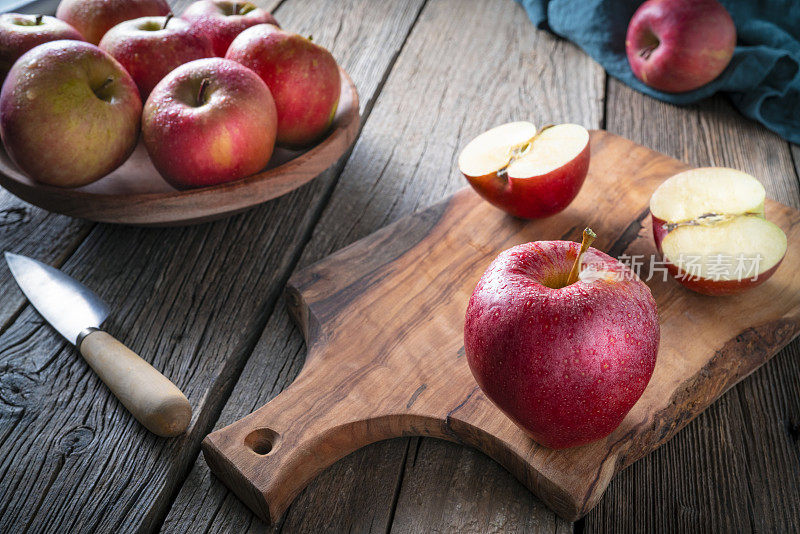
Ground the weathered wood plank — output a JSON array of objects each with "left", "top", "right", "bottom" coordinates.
[
  {"left": 0, "top": 0, "right": 424, "bottom": 532},
  {"left": 163, "top": 0, "right": 602, "bottom": 532},
  {"left": 583, "top": 80, "right": 800, "bottom": 532},
  {"left": 389, "top": 439, "right": 572, "bottom": 534}
]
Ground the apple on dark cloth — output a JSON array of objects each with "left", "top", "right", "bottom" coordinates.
[
  {"left": 100, "top": 14, "right": 214, "bottom": 98},
  {"left": 0, "top": 13, "right": 83, "bottom": 81},
  {"left": 56, "top": 0, "right": 171, "bottom": 44},
  {"left": 625, "top": 0, "right": 736, "bottom": 93},
  {"left": 0, "top": 40, "right": 141, "bottom": 188},
  {"left": 181, "top": 0, "right": 279, "bottom": 57},
  {"left": 142, "top": 57, "right": 277, "bottom": 189},
  {"left": 226, "top": 24, "right": 341, "bottom": 148},
  {"left": 516, "top": 0, "right": 800, "bottom": 145},
  {"left": 465, "top": 229, "right": 660, "bottom": 450}
]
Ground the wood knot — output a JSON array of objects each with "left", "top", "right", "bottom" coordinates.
[
  {"left": 57, "top": 425, "right": 94, "bottom": 456},
  {"left": 0, "top": 207, "right": 30, "bottom": 227},
  {"left": 0, "top": 369, "right": 36, "bottom": 409},
  {"left": 786, "top": 419, "right": 800, "bottom": 443}
]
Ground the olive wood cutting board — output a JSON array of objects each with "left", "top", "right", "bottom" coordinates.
[{"left": 202, "top": 130, "right": 800, "bottom": 522}]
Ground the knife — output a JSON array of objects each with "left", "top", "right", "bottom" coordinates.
[{"left": 4, "top": 252, "right": 191, "bottom": 437}]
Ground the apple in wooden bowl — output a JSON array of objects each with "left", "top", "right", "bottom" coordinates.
[{"left": 0, "top": 36, "right": 359, "bottom": 225}]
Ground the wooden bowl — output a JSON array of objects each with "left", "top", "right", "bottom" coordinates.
[{"left": 0, "top": 66, "right": 360, "bottom": 226}]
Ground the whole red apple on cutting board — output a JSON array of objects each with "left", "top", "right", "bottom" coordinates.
[
  {"left": 458, "top": 121, "right": 590, "bottom": 219},
  {"left": 181, "top": 0, "right": 279, "bottom": 57},
  {"left": 0, "top": 40, "right": 141, "bottom": 188},
  {"left": 100, "top": 14, "right": 214, "bottom": 98},
  {"left": 0, "top": 13, "right": 83, "bottom": 81},
  {"left": 56, "top": 0, "right": 171, "bottom": 44},
  {"left": 142, "top": 57, "right": 277, "bottom": 189},
  {"left": 226, "top": 24, "right": 341, "bottom": 148},
  {"left": 464, "top": 230, "right": 660, "bottom": 449},
  {"left": 650, "top": 167, "right": 787, "bottom": 295},
  {"left": 626, "top": 0, "right": 736, "bottom": 93}
]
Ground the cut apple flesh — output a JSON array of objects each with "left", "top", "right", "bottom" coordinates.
[
  {"left": 661, "top": 215, "right": 787, "bottom": 282},
  {"left": 650, "top": 167, "right": 765, "bottom": 223},
  {"left": 506, "top": 124, "right": 589, "bottom": 179},
  {"left": 457, "top": 121, "right": 538, "bottom": 178},
  {"left": 457, "top": 122, "right": 589, "bottom": 179},
  {"left": 457, "top": 120, "right": 590, "bottom": 219}
]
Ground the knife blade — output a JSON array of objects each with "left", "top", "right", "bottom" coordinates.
[
  {"left": 5, "top": 252, "right": 109, "bottom": 344},
  {"left": 5, "top": 252, "right": 191, "bottom": 437}
]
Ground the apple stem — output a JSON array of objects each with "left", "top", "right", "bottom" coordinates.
[
  {"left": 516, "top": 124, "right": 554, "bottom": 158},
  {"left": 534, "top": 124, "right": 554, "bottom": 138},
  {"left": 163, "top": 12, "right": 173, "bottom": 29},
  {"left": 197, "top": 78, "right": 211, "bottom": 106},
  {"left": 567, "top": 228, "right": 597, "bottom": 285},
  {"left": 496, "top": 124, "right": 555, "bottom": 182},
  {"left": 34, "top": 14, "right": 43, "bottom": 25},
  {"left": 639, "top": 43, "right": 658, "bottom": 60},
  {"left": 97, "top": 76, "right": 114, "bottom": 93},
  {"left": 233, "top": 2, "right": 241, "bottom": 15},
  {"left": 307, "top": 34, "right": 314, "bottom": 42}
]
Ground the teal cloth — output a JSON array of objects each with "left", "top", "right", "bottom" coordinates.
[{"left": 517, "top": 0, "right": 800, "bottom": 144}]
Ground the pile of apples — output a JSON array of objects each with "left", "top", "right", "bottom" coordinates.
[
  {"left": 0, "top": 0, "right": 341, "bottom": 189},
  {"left": 458, "top": 121, "right": 788, "bottom": 450}
]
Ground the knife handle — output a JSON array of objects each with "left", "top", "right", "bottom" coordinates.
[{"left": 78, "top": 328, "right": 192, "bottom": 437}]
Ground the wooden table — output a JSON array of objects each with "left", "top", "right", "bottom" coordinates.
[{"left": 0, "top": 0, "right": 798, "bottom": 532}]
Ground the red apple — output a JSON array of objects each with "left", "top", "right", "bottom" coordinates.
[
  {"left": 457, "top": 122, "right": 590, "bottom": 219},
  {"left": 181, "top": 0, "right": 279, "bottom": 57},
  {"left": 56, "top": 0, "right": 170, "bottom": 44},
  {"left": 650, "top": 167, "right": 787, "bottom": 295},
  {"left": 99, "top": 15, "right": 214, "bottom": 98},
  {"left": 464, "top": 230, "right": 660, "bottom": 449},
  {"left": 625, "top": 0, "right": 736, "bottom": 93},
  {"left": 142, "top": 57, "right": 277, "bottom": 189},
  {"left": 0, "top": 14, "right": 83, "bottom": 81},
  {"left": 0, "top": 40, "right": 141, "bottom": 187},
  {"left": 226, "top": 24, "right": 340, "bottom": 148}
]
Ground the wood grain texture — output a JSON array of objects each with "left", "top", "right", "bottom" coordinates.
[
  {"left": 388, "top": 438, "right": 573, "bottom": 534},
  {"left": 0, "top": 69, "right": 360, "bottom": 226},
  {"left": 164, "top": 0, "right": 602, "bottom": 531},
  {"left": 0, "top": 0, "right": 423, "bottom": 532},
  {"left": 583, "top": 81, "right": 800, "bottom": 533},
  {"left": 793, "top": 144, "right": 800, "bottom": 186},
  {"left": 202, "top": 131, "right": 800, "bottom": 523}
]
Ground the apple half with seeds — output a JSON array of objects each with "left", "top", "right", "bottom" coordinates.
[
  {"left": 457, "top": 121, "right": 590, "bottom": 219},
  {"left": 650, "top": 167, "right": 787, "bottom": 296}
]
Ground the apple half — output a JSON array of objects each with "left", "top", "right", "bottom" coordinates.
[
  {"left": 650, "top": 167, "right": 787, "bottom": 295},
  {"left": 457, "top": 122, "right": 590, "bottom": 219}
]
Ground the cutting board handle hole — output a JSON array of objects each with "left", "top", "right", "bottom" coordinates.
[{"left": 244, "top": 428, "right": 279, "bottom": 455}]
